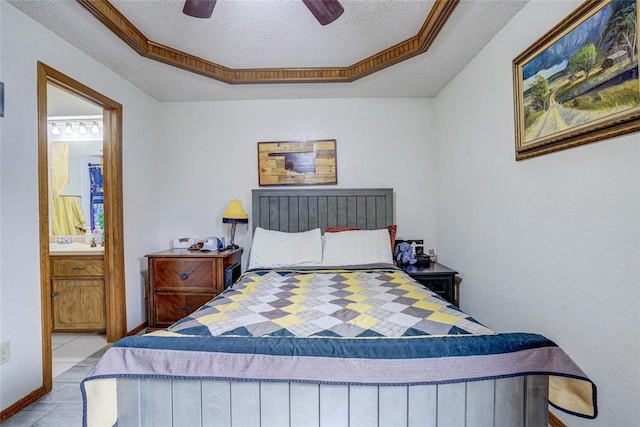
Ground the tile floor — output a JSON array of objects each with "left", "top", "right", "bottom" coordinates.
[
  {"left": 1, "top": 334, "right": 109, "bottom": 427},
  {"left": 51, "top": 334, "right": 108, "bottom": 379}
]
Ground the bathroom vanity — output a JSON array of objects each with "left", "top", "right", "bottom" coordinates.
[{"left": 50, "top": 244, "right": 105, "bottom": 332}]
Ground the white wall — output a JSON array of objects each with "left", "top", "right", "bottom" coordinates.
[
  {"left": 0, "top": 4, "right": 4, "bottom": 397},
  {"left": 0, "top": 2, "right": 160, "bottom": 410},
  {"left": 155, "top": 98, "right": 437, "bottom": 267},
  {"left": 435, "top": 1, "right": 639, "bottom": 425},
  {"left": 0, "top": 3, "right": 437, "bottom": 410},
  {"left": 6, "top": 0, "right": 636, "bottom": 422}
]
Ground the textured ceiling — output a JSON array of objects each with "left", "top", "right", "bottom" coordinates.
[
  {"left": 111, "top": 0, "right": 434, "bottom": 68},
  {"left": 10, "top": 0, "right": 528, "bottom": 102}
]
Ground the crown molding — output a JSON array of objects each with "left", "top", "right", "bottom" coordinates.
[{"left": 76, "top": 0, "right": 459, "bottom": 84}]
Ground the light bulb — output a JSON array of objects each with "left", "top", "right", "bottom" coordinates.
[
  {"left": 51, "top": 123, "right": 61, "bottom": 135},
  {"left": 64, "top": 123, "right": 74, "bottom": 135},
  {"left": 79, "top": 122, "right": 88, "bottom": 135},
  {"left": 91, "top": 122, "right": 100, "bottom": 134}
]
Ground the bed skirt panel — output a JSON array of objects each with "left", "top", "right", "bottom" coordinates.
[{"left": 112, "top": 375, "right": 549, "bottom": 427}]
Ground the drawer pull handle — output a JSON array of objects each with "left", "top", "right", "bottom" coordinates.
[
  {"left": 51, "top": 292, "right": 58, "bottom": 297},
  {"left": 179, "top": 272, "right": 190, "bottom": 280},
  {"left": 72, "top": 266, "right": 85, "bottom": 271},
  {"left": 179, "top": 306, "right": 191, "bottom": 311}
]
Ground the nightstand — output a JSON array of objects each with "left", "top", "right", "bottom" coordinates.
[
  {"left": 145, "top": 248, "right": 242, "bottom": 330},
  {"left": 402, "top": 262, "right": 459, "bottom": 306}
]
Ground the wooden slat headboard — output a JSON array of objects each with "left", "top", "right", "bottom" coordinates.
[{"left": 252, "top": 188, "right": 394, "bottom": 233}]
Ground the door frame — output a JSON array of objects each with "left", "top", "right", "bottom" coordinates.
[{"left": 37, "top": 62, "right": 126, "bottom": 391}]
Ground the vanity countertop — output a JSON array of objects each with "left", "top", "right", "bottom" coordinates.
[{"left": 49, "top": 243, "right": 104, "bottom": 256}]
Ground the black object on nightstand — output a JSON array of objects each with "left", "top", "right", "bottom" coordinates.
[{"left": 402, "top": 262, "right": 459, "bottom": 306}]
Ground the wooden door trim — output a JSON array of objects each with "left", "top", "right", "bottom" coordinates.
[{"left": 37, "top": 62, "right": 126, "bottom": 392}]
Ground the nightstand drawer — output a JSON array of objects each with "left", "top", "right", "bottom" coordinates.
[
  {"left": 417, "top": 278, "right": 449, "bottom": 295},
  {"left": 153, "top": 258, "right": 216, "bottom": 291},
  {"left": 154, "top": 293, "right": 216, "bottom": 325},
  {"left": 401, "top": 262, "right": 458, "bottom": 306}
]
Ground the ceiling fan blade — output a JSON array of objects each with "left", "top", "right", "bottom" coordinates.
[
  {"left": 302, "top": 0, "right": 344, "bottom": 25},
  {"left": 183, "top": 0, "right": 217, "bottom": 19}
]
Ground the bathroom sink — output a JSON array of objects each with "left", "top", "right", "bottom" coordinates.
[
  {"left": 49, "top": 242, "right": 104, "bottom": 253},
  {"left": 50, "top": 242, "right": 83, "bottom": 248}
]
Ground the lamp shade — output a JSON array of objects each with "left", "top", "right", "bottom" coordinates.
[{"left": 222, "top": 200, "right": 248, "bottom": 223}]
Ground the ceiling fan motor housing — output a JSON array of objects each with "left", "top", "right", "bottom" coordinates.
[
  {"left": 302, "top": 0, "right": 345, "bottom": 25},
  {"left": 183, "top": 0, "right": 217, "bottom": 19},
  {"left": 182, "top": 0, "right": 344, "bottom": 26}
]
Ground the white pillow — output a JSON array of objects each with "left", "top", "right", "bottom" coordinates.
[
  {"left": 322, "top": 229, "right": 393, "bottom": 266},
  {"left": 248, "top": 227, "right": 323, "bottom": 269}
]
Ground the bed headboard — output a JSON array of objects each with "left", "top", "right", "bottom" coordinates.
[{"left": 252, "top": 188, "right": 393, "bottom": 233}]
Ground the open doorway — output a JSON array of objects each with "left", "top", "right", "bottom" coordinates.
[{"left": 37, "top": 63, "right": 126, "bottom": 392}]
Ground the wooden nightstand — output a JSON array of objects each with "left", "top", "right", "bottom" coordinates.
[
  {"left": 402, "top": 262, "right": 459, "bottom": 306},
  {"left": 145, "top": 248, "right": 242, "bottom": 330}
]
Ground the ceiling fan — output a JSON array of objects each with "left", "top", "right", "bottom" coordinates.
[{"left": 183, "top": 0, "right": 344, "bottom": 25}]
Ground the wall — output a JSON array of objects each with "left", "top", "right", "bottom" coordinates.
[
  {"left": 0, "top": 3, "right": 3, "bottom": 400},
  {"left": 435, "top": 1, "right": 639, "bottom": 426},
  {"left": 0, "top": 4, "right": 437, "bottom": 411},
  {"left": 155, "top": 98, "right": 436, "bottom": 267},
  {"left": 0, "top": 2, "right": 160, "bottom": 410},
  {"left": 8, "top": 0, "right": 632, "bottom": 422}
]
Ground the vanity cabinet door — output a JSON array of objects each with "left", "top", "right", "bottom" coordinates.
[
  {"left": 51, "top": 256, "right": 106, "bottom": 331},
  {"left": 52, "top": 279, "right": 106, "bottom": 330}
]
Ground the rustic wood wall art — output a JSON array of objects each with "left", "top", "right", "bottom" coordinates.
[
  {"left": 513, "top": 0, "right": 640, "bottom": 160},
  {"left": 258, "top": 140, "right": 337, "bottom": 186}
]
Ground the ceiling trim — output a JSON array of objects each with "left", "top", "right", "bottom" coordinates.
[{"left": 76, "top": 0, "right": 460, "bottom": 85}]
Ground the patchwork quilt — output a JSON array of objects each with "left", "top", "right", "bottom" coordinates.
[
  {"left": 82, "top": 266, "right": 597, "bottom": 424},
  {"left": 153, "top": 267, "right": 494, "bottom": 338}
]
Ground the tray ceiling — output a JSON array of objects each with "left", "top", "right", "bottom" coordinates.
[{"left": 10, "top": 0, "right": 528, "bottom": 101}]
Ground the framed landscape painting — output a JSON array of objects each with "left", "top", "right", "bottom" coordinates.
[
  {"left": 258, "top": 140, "right": 337, "bottom": 186},
  {"left": 513, "top": 0, "right": 640, "bottom": 160}
]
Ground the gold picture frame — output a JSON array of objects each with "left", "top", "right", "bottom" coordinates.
[
  {"left": 513, "top": 0, "right": 640, "bottom": 160},
  {"left": 258, "top": 140, "right": 337, "bottom": 186}
]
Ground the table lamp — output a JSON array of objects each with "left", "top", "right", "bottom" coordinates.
[{"left": 222, "top": 199, "right": 248, "bottom": 249}]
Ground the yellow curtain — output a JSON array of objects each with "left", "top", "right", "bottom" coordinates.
[
  {"left": 51, "top": 142, "right": 69, "bottom": 199},
  {"left": 52, "top": 196, "right": 86, "bottom": 235}
]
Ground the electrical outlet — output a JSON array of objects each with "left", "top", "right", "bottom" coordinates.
[{"left": 0, "top": 341, "right": 10, "bottom": 364}]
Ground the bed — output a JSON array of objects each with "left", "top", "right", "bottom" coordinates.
[{"left": 81, "top": 188, "right": 597, "bottom": 426}]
